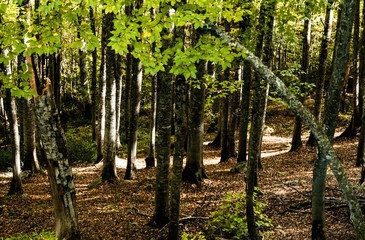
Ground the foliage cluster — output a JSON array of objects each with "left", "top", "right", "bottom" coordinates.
[
  {"left": 208, "top": 191, "right": 273, "bottom": 239},
  {"left": 0, "top": 147, "right": 12, "bottom": 171},
  {"left": 2, "top": 230, "right": 56, "bottom": 240}
]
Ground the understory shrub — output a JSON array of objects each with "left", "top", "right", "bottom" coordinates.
[
  {"left": 65, "top": 125, "right": 96, "bottom": 163},
  {"left": 208, "top": 191, "right": 273, "bottom": 239},
  {"left": 3, "top": 230, "right": 56, "bottom": 240}
]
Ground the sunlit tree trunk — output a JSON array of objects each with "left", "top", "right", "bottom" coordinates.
[
  {"left": 96, "top": 13, "right": 106, "bottom": 163},
  {"left": 101, "top": 12, "right": 118, "bottom": 181},
  {"left": 237, "top": 61, "right": 252, "bottom": 164}
]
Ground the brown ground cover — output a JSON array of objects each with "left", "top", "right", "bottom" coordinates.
[{"left": 1, "top": 104, "right": 364, "bottom": 239}]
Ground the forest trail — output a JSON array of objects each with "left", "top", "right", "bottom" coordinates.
[{"left": 0, "top": 131, "right": 363, "bottom": 239}]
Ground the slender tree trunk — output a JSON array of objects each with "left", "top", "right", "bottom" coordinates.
[
  {"left": 237, "top": 61, "right": 252, "bottom": 163},
  {"left": 247, "top": 1, "right": 275, "bottom": 238},
  {"left": 101, "top": 12, "right": 118, "bottom": 181},
  {"left": 4, "top": 89, "right": 23, "bottom": 195},
  {"left": 291, "top": 4, "right": 311, "bottom": 151},
  {"left": 168, "top": 21, "right": 186, "bottom": 238},
  {"left": 96, "top": 15, "right": 106, "bottom": 163},
  {"left": 146, "top": 72, "right": 157, "bottom": 168},
  {"left": 356, "top": 0, "right": 365, "bottom": 167},
  {"left": 227, "top": 83, "right": 239, "bottom": 157},
  {"left": 312, "top": 0, "right": 357, "bottom": 238},
  {"left": 220, "top": 69, "right": 230, "bottom": 162},
  {"left": 115, "top": 54, "right": 122, "bottom": 149},
  {"left": 90, "top": 6, "right": 97, "bottom": 141},
  {"left": 125, "top": 56, "right": 142, "bottom": 180}
]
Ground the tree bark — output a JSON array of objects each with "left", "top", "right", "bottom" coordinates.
[
  {"left": 312, "top": 0, "right": 356, "bottom": 238},
  {"left": 146, "top": 72, "right": 157, "bottom": 168},
  {"left": 4, "top": 89, "right": 23, "bottom": 195},
  {"left": 22, "top": 97, "right": 40, "bottom": 173},
  {"left": 168, "top": 21, "right": 186, "bottom": 237},
  {"left": 237, "top": 61, "right": 252, "bottom": 163},
  {"left": 220, "top": 68, "right": 230, "bottom": 162},
  {"left": 125, "top": 56, "right": 142, "bottom": 180},
  {"left": 101, "top": 12, "right": 118, "bottom": 181},
  {"left": 96, "top": 13, "right": 106, "bottom": 163},
  {"left": 182, "top": 53, "right": 207, "bottom": 183},
  {"left": 149, "top": 9, "right": 174, "bottom": 228},
  {"left": 307, "top": 0, "right": 334, "bottom": 146},
  {"left": 356, "top": 0, "right": 365, "bottom": 167},
  {"left": 246, "top": 1, "right": 275, "bottom": 238}
]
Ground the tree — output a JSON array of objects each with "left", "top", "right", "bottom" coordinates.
[
  {"left": 312, "top": 0, "right": 357, "bottom": 237},
  {"left": 182, "top": 29, "right": 208, "bottom": 183},
  {"left": 246, "top": 0, "right": 276, "bottom": 238},
  {"left": 290, "top": 2, "right": 311, "bottom": 152},
  {"left": 307, "top": 0, "right": 334, "bottom": 146},
  {"left": 149, "top": 6, "right": 174, "bottom": 228},
  {"left": 101, "top": 11, "right": 118, "bottom": 181},
  {"left": 356, "top": 0, "right": 365, "bottom": 167},
  {"left": 168, "top": 18, "right": 187, "bottom": 239},
  {"left": 125, "top": 0, "right": 143, "bottom": 180}
]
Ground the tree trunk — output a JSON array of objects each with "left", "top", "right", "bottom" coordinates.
[
  {"left": 237, "top": 61, "right": 252, "bottom": 163},
  {"left": 125, "top": 56, "right": 142, "bottom": 180},
  {"left": 220, "top": 68, "right": 230, "bottom": 162},
  {"left": 101, "top": 12, "right": 118, "bottom": 181},
  {"left": 227, "top": 84, "right": 239, "bottom": 158},
  {"left": 96, "top": 14, "right": 106, "bottom": 163},
  {"left": 290, "top": 4, "right": 311, "bottom": 151},
  {"left": 168, "top": 21, "right": 186, "bottom": 238},
  {"left": 4, "top": 89, "right": 23, "bottom": 195},
  {"left": 146, "top": 72, "right": 157, "bottom": 168},
  {"left": 182, "top": 52, "right": 207, "bottom": 183},
  {"left": 149, "top": 10, "right": 174, "bottom": 228},
  {"left": 22, "top": 97, "right": 40, "bottom": 173},
  {"left": 356, "top": 0, "right": 365, "bottom": 167},
  {"left": 90, "top": 6, "right": 97, "bottom": 141},
  {"left": 115, "top": 54, "right": 122, "bottom": 149},
  {"left": 307, "top": 0, "right": 334, "bottom": 146},
  {"left": 35, "top": 93, "right": 80, "bottom": 239},
  {"left": 247, "top": 1, "right": 275, "bottom": 238},
  {"left": 312, "top": 0, "right": 356, "bottom": 238}
]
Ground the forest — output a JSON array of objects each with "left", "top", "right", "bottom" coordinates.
[{"left": 1, "top": 0, "right": 365, "bottom": 239}]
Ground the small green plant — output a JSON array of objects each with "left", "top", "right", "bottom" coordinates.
[
  {"left": 181, "top": 232, "right": 206, "bottom": 240},
  {"left": 209, "top": 191, "right": 272, "bottom": 239},
  {"left": 4, "top": 230, "right": 57, "bottom": 240}
]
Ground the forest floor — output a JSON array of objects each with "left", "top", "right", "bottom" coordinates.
[{"left": 1, "top": 103, "right": 365, "bottom": 239}]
